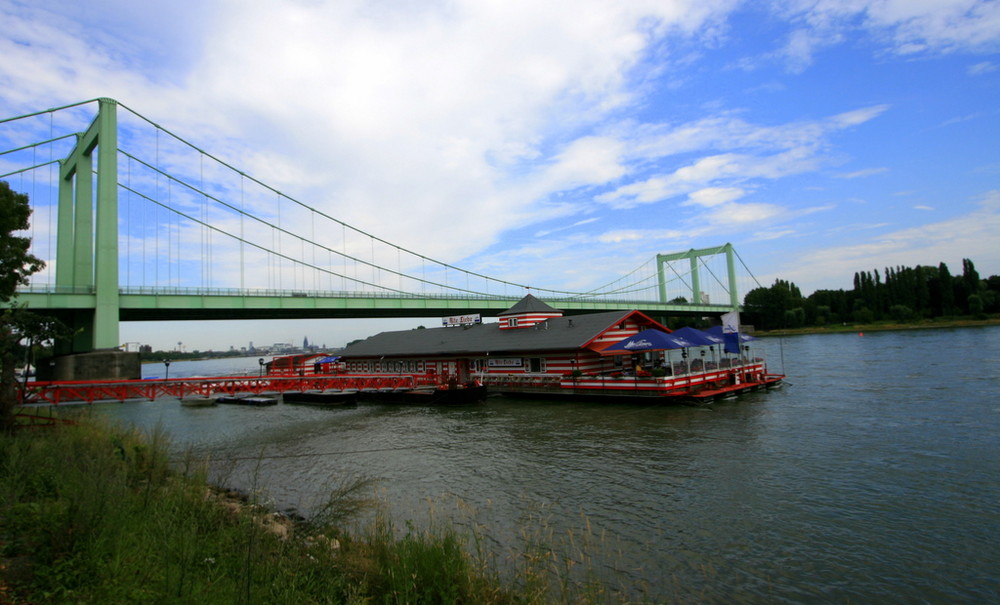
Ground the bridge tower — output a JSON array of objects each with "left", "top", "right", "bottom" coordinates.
[
  {"left": 50, "top": 98, "right": 138, "bottom": 379},
  {"left": 655, "top": 244, "right": 739, "bottom": 308}
]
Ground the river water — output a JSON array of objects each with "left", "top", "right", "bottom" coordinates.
[{"left": 92, "top": 327, "right": 1000, "bottom": 603}]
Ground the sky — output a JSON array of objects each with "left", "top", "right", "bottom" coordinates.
[{"left": 1, "top": 0, "right": 999, "bottom": 351}]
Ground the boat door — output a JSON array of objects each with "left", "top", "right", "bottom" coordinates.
[{"left": 457, "top": 359, "right": 471, "bottom": 383}]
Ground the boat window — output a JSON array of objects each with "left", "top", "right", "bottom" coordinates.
[
  {"left": 528, "top": 358, "right": 544, "bottom": 373},
  {"left": 509, "top": 318, "right": 518, "bottom": 328}
]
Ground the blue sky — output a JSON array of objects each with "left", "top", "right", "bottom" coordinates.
[{"left": 1, "top": 0, "right": 999, "bottom": 351}]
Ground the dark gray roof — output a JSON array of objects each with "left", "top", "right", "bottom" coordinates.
[
  {"left": 342, "top": 310, "right": 634, "bottom": 357},
  {"left": 499, "top": 293, "right": 562, "bottom": 316}
]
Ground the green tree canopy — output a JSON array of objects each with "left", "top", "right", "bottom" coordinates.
[
  {"left": 0, "top": 181, "right": 44, "bottom": 301},
  {"left": 1, "top": 181, "right": 68, "bottom": 431}
]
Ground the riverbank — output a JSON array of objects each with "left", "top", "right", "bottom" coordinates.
[
  {"left": 756, "top": 315, "right": 1000, "bottom": 337},
  {"left": 0, "top": 417, "right": 603, "bottom": 604}
]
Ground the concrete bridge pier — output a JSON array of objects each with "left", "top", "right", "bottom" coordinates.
[{"left": 47, "top": 349, "right": 141, "bottom": 381}]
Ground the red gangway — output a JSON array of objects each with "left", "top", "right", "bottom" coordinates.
[{"left": 20, "top": 373, "right": 437, "bottom": 405}]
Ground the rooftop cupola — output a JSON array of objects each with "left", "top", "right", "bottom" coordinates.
[{"left": 499, "top": 294, "right": 563, "bottom": 330}]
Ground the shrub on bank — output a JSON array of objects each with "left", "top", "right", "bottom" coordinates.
[{"left": 0, "top": 418, "right": 523, "bottom": 604}]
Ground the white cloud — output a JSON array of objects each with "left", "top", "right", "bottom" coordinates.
[
  {"left": 968, "top": 60, "right": 998, "bottom": 75},
  {"left": 786, "top": 0, "right": 1000, "bottom": 56},
  {"left": 838, "top": 167, "right": 889, "bottom": 179},
  {"left": 778, "top": 190, "right": 1000, "bottom": 292},
  {"left": 751, "top": 229, "right": 798, "bottom": 241},
  {"left": 685, "top": 187, "right": 747, "bottom": 207},
  {"left": 593, "top": 105, "right": 887, "bottom": 209},
  {"left": 703, "top": 201, "right": 783, "bottom": 226},
  {"left": 596, "top": 228, "right": 690, "bottom": 244}
]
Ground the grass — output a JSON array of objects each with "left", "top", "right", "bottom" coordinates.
[
  {"left": 0, "top": 416, "right": 640, "bottom": 604},
  {"left": 755, "top": 314, "right": 1000, "bottom": 337}
]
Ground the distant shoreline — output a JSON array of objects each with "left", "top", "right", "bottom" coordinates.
[{"left": 756, "top": 316, "right": 1000, "bottom": 337}]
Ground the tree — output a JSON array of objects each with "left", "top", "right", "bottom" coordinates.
[
  {"left": 743, "top": 279, "right": 802, "bottom": 330},
  {"left": 938, "top": 262, "right": 955, "bottom": 316},
  {"left": 0, "top": 182, "right": 44, "bottom": 300},
  {"left": 0, "top": 181, "right": 66, "bottom": 431}
]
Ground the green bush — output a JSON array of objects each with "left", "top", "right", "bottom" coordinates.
[{"left": 4, "top": 416, "right": 612, "bottom": 604}]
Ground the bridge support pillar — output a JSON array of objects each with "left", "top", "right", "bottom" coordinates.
[
  {"left": 655, "top": 243, "right": 740, "bottom": 312},
  {"left": 45, "top": 350, "right": 140, "bottom": 382},
  {"left": 55, "top": 98, "right": 120, "bottom": 354}
]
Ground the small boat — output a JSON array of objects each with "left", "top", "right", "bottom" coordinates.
[
  {"left": 373, "top": 384, "right": 488, "bottom": 405},
  {"left": 216, "top": 394, "right": 278, "bottom": 406},
  {"left": 283, "top": 390, "right": 358, "bottom": 407},
  {"left": 180, "top": 396, "right": 217, "bottom": 407}
]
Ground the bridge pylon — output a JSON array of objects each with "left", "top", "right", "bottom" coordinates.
[
  {"left": 655, "top": 244, "right": 740, "bottom": 309},
  {"left": 49, "top": 98, "right": 137, "bottom": 379}
]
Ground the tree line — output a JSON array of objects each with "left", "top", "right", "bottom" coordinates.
[{"left": 742, "top": 259, "right": 999, "bottom": 330}]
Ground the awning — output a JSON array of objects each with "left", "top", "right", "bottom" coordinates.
[
  {"left": 600, "top": 329, "right": 699, "bottom": 355},
  {"left": 669, "top": 326, "right": 724, "bottom": 346}
]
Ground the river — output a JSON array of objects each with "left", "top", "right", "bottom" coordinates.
[{"left": 92, "top": 327, "right": 1000, "bottom": 603}]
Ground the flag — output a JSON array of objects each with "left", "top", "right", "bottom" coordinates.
[{"left": 721, "top": 311, "right": 741, "bottom": 355}]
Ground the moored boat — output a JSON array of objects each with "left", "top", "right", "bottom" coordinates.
[
  {"left": 282, "top": 390, "right": 358, "bottom": 407},
  {"left": 180, "top": 396, "right": 217, "bottom": 407},
  {"left": 360, "top": 384, "right": 487, "bottom": 405},
  {"left": 335, "top": 294, "right": 782, "bottom": 404},
  {"left": 216, "top": 394, "right": 279, "bottom": 406}
]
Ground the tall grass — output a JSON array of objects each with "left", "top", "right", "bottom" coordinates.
[{"left": 1, "top": 416, "right": 640, "bottom": 604}]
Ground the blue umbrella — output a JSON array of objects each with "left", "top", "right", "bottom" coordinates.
[
  {"left": 669, "top": 326, "right": 723, "bottom": 346},
  {"left": 601, "top": 329, "right": 697, "bottom": 355}
]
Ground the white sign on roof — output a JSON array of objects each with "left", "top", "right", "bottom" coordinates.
[{"left": 441, "top": 313, "right": 481, "bottom": 327}]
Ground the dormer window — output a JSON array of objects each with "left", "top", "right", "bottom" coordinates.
[{"left": 499, "top": 294, "right": 563, "bottom": 330}]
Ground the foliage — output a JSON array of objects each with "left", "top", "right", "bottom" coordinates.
[
  {"left": 0, "top": 182, "right": 44, "bottom": 303},
  {"left": 0, "top": 181, "right": 69, "bottom": 432},
  {"left": 2, "top": 417, "right": 639, "bottom": 604},
  {"left": 743, "top": 258, "right": 998, "bottom": 330}
]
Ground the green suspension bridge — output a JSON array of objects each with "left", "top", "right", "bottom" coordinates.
[{"left": 1, "top": 98, "right": 759, "bottom": 357}]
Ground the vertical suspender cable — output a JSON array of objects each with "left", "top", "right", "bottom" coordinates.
[
  {"left": 125, "top": 157, "right": 131, "bottom": 287},
  {"left": 200, "top": 153, "right": 205, "bottom": 289},
  {"left": 342, "top": 223, "right": 348, "bottom": 291},
  {"left": 48, "top": 111, "right": 54, "bottom": 286},
  {"left": 155, "top": 129, "right": 160, "bottom": 287},
  {"left": 311, "top": 210, "right": 317, "bottom": 291},
  {"left": 240, "top": 176, "right": 245, "bottom": 291},
  {"left": 30, "top": 145, "right": 36, "bottom": 281},
  {"left": 168, "top": 179, "right": 173, "bottom": 287},
  {"left": 276, "top": 191, "right": 282, "bottom": 291}
]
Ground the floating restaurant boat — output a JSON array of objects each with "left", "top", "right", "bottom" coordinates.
[{"left": 336, "top": 295, "right": 783, "bottom": 404}]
